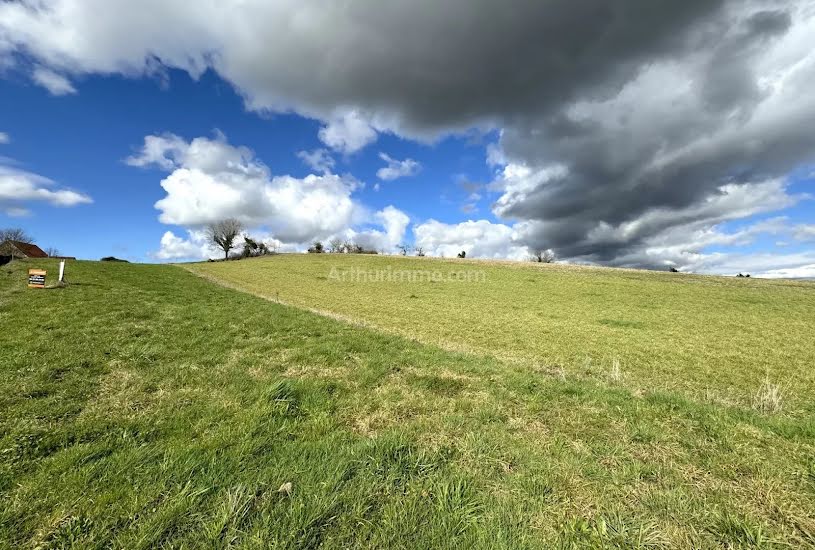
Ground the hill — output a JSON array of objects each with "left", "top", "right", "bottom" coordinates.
[
  {"left": 2, "top": 257, "right": 814, "bottom": 548},
  {"left": 189, "top": 254, "right": 815, "bottom": 415}
]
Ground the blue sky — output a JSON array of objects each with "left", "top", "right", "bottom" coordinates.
[
  {"left": 0, "top": 69, "right": 498, "bottom": 262},
  {"left": 0, "top": 1, "right": 813, "bottom": 276}
]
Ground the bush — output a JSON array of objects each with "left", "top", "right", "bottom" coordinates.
[{"left": 241, "top": 235, "right": 275, "bottom": 258}]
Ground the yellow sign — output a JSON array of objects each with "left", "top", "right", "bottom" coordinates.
[{"left": 28, "top": 269, "right": 46, "bottom": 288}]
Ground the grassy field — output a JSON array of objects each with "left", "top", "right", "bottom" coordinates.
[
  {"left": 189, "top": 254, "right": 815, "bottom": 415},
  {"left": 1, "top": 257, "right": 815, "bottom": 548}
]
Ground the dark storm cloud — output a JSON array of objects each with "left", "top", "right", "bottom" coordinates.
[
  {"left": 303, "top": 0, "right": 728, "bottom": 132},
  {"left": 490, "top": 2, "right": 812, "bottom": 266},
  {"left": 0, "top": 0, "right": 729, "bottom": 133}
]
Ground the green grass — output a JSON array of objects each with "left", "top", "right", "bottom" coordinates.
[
  {"left": 1, "top": 257, "right": 814, "bottom": 548},
  {"left": 189, "top": 254, "right": 815, "bottom": 415}
]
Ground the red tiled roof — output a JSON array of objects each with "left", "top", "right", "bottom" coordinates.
[{"left": 5, "top": 240, "right": 48, "bottom": 258}]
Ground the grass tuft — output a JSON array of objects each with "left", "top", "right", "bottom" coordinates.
[
  {"left": 753, "top": 376, "right": 784, "bottom": 414},
  {"left": 608, "top": 358, "right": 623, "bottom": 383}
]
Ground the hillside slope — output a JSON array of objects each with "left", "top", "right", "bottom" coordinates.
[
  {"left": 189, "top": 254, "right": 815, "bottom": 414},
  {"left": 2, "top": 259, "right": 815, "bottom": 548}
]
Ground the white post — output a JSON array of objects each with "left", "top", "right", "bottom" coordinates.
[{"left": 58, "top": 260, "right": 65, "bottom": 283}]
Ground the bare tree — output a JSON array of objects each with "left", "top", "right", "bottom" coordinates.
[
  {"left": 206, "top": 218, "right": 243, "bottom": 260},
  {"left": 530, "top": 249, "right": 556, "bottom": 263},
  {"left": 415, "top": 247, "right": 425, "bottom": 257},
  {"left": 45, "top": 247, "right": 61, "bottom": 257},
  {"left": 328, "top": 238, "right": 344, "bottom": 253},
  {"left": 0, "top": 227, "right": 33, "bottom": 243},
  {"left": 397, "top": 244, "right": 412, "bottom": 256}
]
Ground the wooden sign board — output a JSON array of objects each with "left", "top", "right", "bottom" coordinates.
[{"left": 28, "top": 269, "right": 46, "bottom": 288}]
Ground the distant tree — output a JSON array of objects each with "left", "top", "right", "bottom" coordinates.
[
  {"left": 669, "top": 267, "right": 680, "bottom": 273},
  {"left": 242, "top": 234, "right": 270, "bottom": 258},
  {"left": 397, "top": 244, "right": 411, "bottom": 256},
  {"left": 101, "top": 256, "right": 128, "bottom": 262},
  {"left": 530, "top": 249, "right": 555, "bottom": 263},
  {"left": 206, "top": 218, "right": 243, "bottom": 260},
  {"left": 0, "top": 227, "right": 33, "bottom": 243},
  {"left": 457, "top": 250, "right": 466, "bottom": 258},
  {"left": 329, "top": 238, "right": 344, "bottom": 253},
  {"left": 415, "top": 247, "right": 425, "bottom": 257},
  {"left": 45, "top": 247, "right": 61, "bottom": 257},
  {"left": 308, "top": 241, "right": 325, "bottom": 253}
]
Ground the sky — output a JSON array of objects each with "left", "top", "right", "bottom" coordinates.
[{"left": 0, "top": 0, "right": 813, "bottom": 277}]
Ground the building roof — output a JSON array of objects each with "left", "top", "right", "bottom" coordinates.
[{"left": 2, "top": 240, "right": 48, "bottom": 258}]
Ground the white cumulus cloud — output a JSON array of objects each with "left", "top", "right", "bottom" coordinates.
[
  {"left": 413, "top": 219, "right": 532, "bottom": 260},
  {"left": 127, "top": 132, "right": 410, "bottom": 258},
  {"left": 0, "top": 165, "right": 92, "bottom": 216},
  {"left": 376, "top": 153, "right": 420, "bottom": 181},
  {"left": 297, "top": 148, "right": 335, "bottom": 174},
  {"left": 318, "top": 110, "right": 378, "bottom": 154},
  {"left": 32, "top": 66, "right": 77, "bottom": 95},
  {"left": 346, "top": 205, "right": 410, "bottom": 252},
  {"left": 152, "top": 230, "right": 210, "bottom": 260},
  {"left": 128, "top": 132, "right": 363, "bottom": 241}
]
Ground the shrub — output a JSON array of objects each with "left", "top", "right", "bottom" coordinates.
[{"left": 241, "top": 235, "right": 273, "bottom": 258}]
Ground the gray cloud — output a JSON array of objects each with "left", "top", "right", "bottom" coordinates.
[
  {"left": 1, "top": 0, "right": 813, "bottom": 269},
  {"left": 492, "top": 2, "right": 814, "bottom": 266},
  {"left": 0, "top": 0, "right": 730, "bottom": 133}
]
